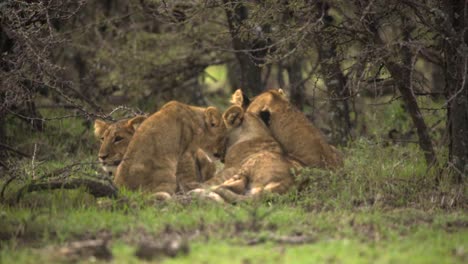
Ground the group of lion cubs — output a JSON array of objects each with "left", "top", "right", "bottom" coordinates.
[{"left": 94, "top": 89, "right": 343, "bottom": 203}]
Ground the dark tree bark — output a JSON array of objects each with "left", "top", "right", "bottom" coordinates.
[
  {"left": 363, "top": 13, "right": 437, "bottom": 165},
  {"left": 443, "top": 0, "right": 468, "bottom": 183},
  {"left": 0, "top": 26, "right": 14, "bottom": 159},
  {"left": 226, "top": 61, "right": 241, "bottom": 92},
  {"left": 382, "top": 20, "right": 436, "bottom": 165},
  {"left": 318, "top": 43, "right": 352, "bottom": 145},
  {"left": 316, "top": 4, "right": 352, "bottom": 145},
  {"left": 286, "top": 60, "right": 305, "bottom": 110},
  {"left": 279, "top": 1, "right": 305, "bottom": 110},
  {"left": 223, "top": 0, "right": 264, "bottom": 97},
  {"left": 277, "top": 62, "right": 286, "bottom": 89},
  {"left": 386, "top": 60, "right": 437, "bottom": 165},
  {"left": 0, "top": 119, "right": 5, "bottom": 160}
]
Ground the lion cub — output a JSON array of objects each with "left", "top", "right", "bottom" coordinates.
[
  {"left": 94, "top": 116, "right": 216, "bottom": 192},
  {"left": 232, "top": 89, "right": 343, "bottom": 169},
  {"left": 193, "top": 105, "right": 299, "bottom": 203},
  {"left": 96, "top": 101, "right": 226, "bottom": 199}
]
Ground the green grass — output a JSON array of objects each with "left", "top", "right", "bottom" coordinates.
[
  {"left": 1, "top": 195, "right": 466, "bottom": 263},
  {"left": 1, "top": 93, "right": 466, "bottom": 263},
  {"left": 0, "top": 152, "right": 466, "bottom": 263}
]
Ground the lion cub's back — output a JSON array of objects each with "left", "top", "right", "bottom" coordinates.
[{"left": 269, "top": 109, "right": 343, "bottom": 169}]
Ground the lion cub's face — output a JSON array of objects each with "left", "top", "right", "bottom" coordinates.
[
  {"left": 93, "top": 116, "right": 146, "bottom": 175},
  {"left": 199, "top": 107, "right": 228, "bottom": 160}
]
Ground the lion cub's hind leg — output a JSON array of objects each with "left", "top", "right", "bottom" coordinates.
[
  {"left": 150, "top": 192, "right": 172, "bottom": 201},
  {"left": 211, "top": 187, "right": 248, "bottom": 203},
  {"left": 188, "top": 188, "right": 226, "bottom": 203},
  {"left": 189, "top": 173, "right": 249, "bottom": 203},
  {"left": 249, "top": 180, "right": 290, "bottom": 197},
  {"left": 214, "top": 174, "right": 247, "bottom": 194}
]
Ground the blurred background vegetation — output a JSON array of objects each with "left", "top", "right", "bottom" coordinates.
[
  {"left": 0, "top": 3, "right": 467, "bottom": 262},
  {"left": 0, "top": 0, "right": 466, "bottom": 185}
]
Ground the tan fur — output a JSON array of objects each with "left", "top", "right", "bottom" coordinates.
[
  {"left": 94, "top": 118, "right": 216, "bottom": 192},
  {"left": 94, "top": 116, "right": 147, "bottom": 175},
  {"left": 94, "top": 102, "right": 222, "bottom": 197},
  {"left": 194, "top": 105, "right": 300, "bottom": 203},
  {"left": 232, "top": 89, "right": 343, "bottom": 169},
  {"left": 176, "top": 149, "right": 217, "bottom": 192}
]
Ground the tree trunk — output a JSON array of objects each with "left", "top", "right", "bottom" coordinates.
[
  {"left": 396, "top": 20, "right": 437, "bottom": 165},
  {"left": 315, "top": 4, "right": 352, "bottom": 145},
  {"left": 443, "top": 0, "right": 468, "bottom": 183},
  {"left": 223, "top": 0, "right": 264, "bottom": 97},
  {"left": 0, "top": 117, "right": 5, "bottom": 160},
  {"left": 286, "top": 60, "right": 305, "bottom": 111},
  {"left": 318, "top": 43, "right": 352, "bottom": 145},
  {"left": 280, "top": 2, "right": 305, "bottom": 110},
  {"left": 226, "top": 62, "right": 241, "bottom": 92},
  {"left": 365, "top": 15, "right": 437, "bottom": 165},
  {"left": 0, "top": 26, "right": 14, "bottom": 158},
  {"left": 384, "top": 60, "right": 437, "bottom": 165}
]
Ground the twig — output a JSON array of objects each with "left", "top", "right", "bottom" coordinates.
[
  {"left": 0, "top": 143, "right": 32, "bottom": 159},
  {"left": 0, "top": 160, "right": 8, "bottom": 170},
  {"left": 0, "top": 174, "right": 19, "bottom": 203},
  {"left": 31, "top": 143, "right": 37, "bottom": 180},
  {"left": 246, "top": 233, "right": 316, "bottom": 245},
  {"left": 38, "top": 161, "right": 102, "bottom": 180}
]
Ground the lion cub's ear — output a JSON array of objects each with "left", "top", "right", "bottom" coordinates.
[
  {"left": 231, "top": 89, "right": 244, "bottom": 106},
  {"left": 223, "top": 105, "right": 244, "bottom": 128},
  {"left": 277, "top": 88, "right": 286, "bottom": 97},
  {"left": 204, "top": 107, "right": 223, "bottom": 129},
  {"left": 231, "top": 89, "right": 251, "bottom": 109},
  {"left": 126, "top": 115, "right": 146, "bottom": 132},
  {"left": 94, "top": 119, "right": 109, "bottom": 138}
]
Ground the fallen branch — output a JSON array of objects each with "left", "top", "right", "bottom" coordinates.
[
  {"left": 0, "top": 160, "right": 8, "bottom": 170},
  {"left": 0, "top": 143, "right": 31, "bottom": 159},
  {"left": 0, "top": 174, "right": 18, "bottom": 202},
  {"left": 58, "top": 239, "right": 112, "bottom": 261},
  {"left": 16, "top": 177, "right": 118, "bottom": 202},
  {"left": 246, "top": 234, "right": 316, "bottom": 245}
]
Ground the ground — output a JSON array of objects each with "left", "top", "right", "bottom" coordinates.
[
  {"left": 0, "top": 98, "right": 466, "bottom": 263},
  {"left": 0, "top": 191, "right": 467, "bottom": 263}
]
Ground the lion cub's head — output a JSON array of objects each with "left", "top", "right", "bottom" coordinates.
[
  {"left": 199, "top": 106, "right": 228, "bottom": 159},
  {"left": 231, "top": 88, "right": 287, "bottom": 111},
  {"left": 231, "top": 88, "right": 289, "bottom": 126},
  {"left": 93, "top": 116, "right": 146, "bottom": 175},
  {"left": 218, "top": 105, "right": 274, "bottom": 159}
]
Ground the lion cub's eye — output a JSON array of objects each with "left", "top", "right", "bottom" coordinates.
[
  {"left": 114, "top": 136, "right": 124, "bottom": 143},
  {"left": 100, "top": 137, "right": 104, "bottom": 142}
]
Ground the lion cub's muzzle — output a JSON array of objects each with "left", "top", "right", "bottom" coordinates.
[
  {"left": 213, "top": 138, "right": 228, "bottom": 163},
  {"left": 99, "top": 153, "right": 121, "bottom": 165},
  {"left": 99, "top": 156, "right": 122, "bottom": 177},
  {"left": 213, "top": 152, "right": 223, "bottom": 163}
]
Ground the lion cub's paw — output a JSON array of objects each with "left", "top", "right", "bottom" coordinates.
[
  {"left": 150, "top": 192, "right": 172, "bottom": 201},
  {"left": 188, "top": 188, "right": 225, "bottom": 203},
  {"left": 206, "top": 192, "right": 225, "bottom": 203}
]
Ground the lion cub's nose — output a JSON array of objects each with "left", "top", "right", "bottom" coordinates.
[{"left": 99, "top": 154, "right": 109, "bottom": 160}]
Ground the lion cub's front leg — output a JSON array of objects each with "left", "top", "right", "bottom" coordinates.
[{"left": 115, "top": 158, "right": 178, "bottom": 199}]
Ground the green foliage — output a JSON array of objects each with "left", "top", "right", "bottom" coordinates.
[
  {"left": 5, "top": 109, "right": 96, "bottom": 163},
  {"left": 293, "top": 139, "right": 432, "bottom": 210},
  {"left": 1, "top": 135, "right": 466, "bottom": 263},
  {"left": 1, "top": 194, "right": 466, "bottom": 263}
]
